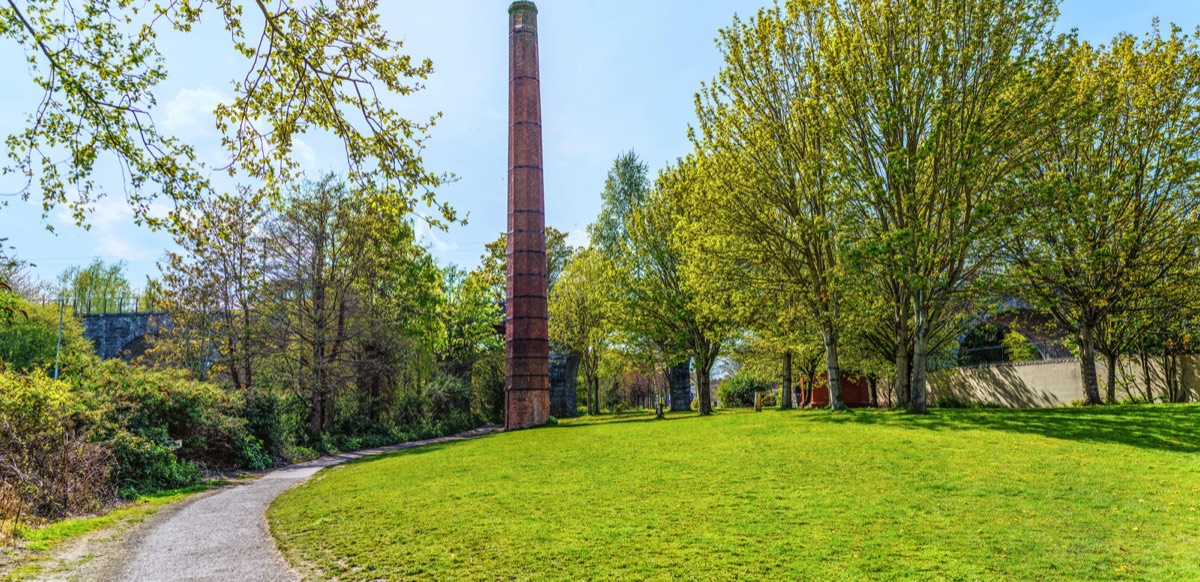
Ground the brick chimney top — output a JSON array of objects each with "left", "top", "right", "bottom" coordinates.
[{"left": 509, "top": 1, "right": 537, "bottom": 14}]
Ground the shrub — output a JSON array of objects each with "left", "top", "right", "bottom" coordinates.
[
  {"left": 73, "top": 360, "right": 258, "bottom": 494},
  {"left": 0, "top": 370, "right": 113, "bottom": 520},
  {"left": 243, "top": 391, "right": 287, "bottom": 460},
  {"left": 109, "top": 429, "right": 202, "bottom": 497},
  {"left": 933, "top": 396, "right": 972, "bottom": 409},
  {"left": 425, "top": 374, "right": 472, "bottom": 428},
  {"left": 0, "top": 293, "right": 94, "bottom": 375},
  {"left": 718, "top": 375, "right": 771, "bottom": 408}
]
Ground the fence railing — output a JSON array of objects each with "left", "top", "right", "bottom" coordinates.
[{"left": 41, "top": 295, "right": 160, "bottom": 315}]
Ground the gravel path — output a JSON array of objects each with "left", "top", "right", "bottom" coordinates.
[{"left": 48, "top": 426, "right": 499, "bottom": 582}]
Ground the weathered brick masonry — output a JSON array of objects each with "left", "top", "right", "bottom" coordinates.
[{"left": 505, "top": 1, "right": 550, "bottom": 430}]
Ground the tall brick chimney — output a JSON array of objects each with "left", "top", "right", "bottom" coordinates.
[{"left": 505, "top": 0, "right": 550, "bottom": 430}]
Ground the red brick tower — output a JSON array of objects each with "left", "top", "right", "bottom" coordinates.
[{"left": 505, "top": 0, "right": 550, "bottom": 430}]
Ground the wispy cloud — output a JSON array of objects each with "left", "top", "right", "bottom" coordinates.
[
  {"left": 413, "top": 217, "right": 459, "bottom": 256},
  {"left": 161, "top": 86, "right": 226, "bottom": 141},
  {"left": 565, "top": 226, "right": 590, "bottom": 249}
]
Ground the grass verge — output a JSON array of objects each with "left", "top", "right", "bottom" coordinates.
[{"left": 269, "top": 406, "right": 1200, "bottom": 580}]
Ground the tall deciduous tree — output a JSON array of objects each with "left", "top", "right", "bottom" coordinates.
[
  {"left": 549, "top": 248, "right": 611, "bottom": 415},
  {"left": 154, "top": 189, "right": 270, "bottom": 386},
  {"left": 56, "top": 259, "right": 135, "bottom": 313},
  {"left": 825, "top": 0, "right": 1063, "bottom": 413},
  {"left": 691, "top": 2, "right": 851, "bottom": 410},
  {"left": 1003, "top": 28, "right": 1200, "bottom": 405},
  {"left": 261, "top": 175, "right": 433, "bottom": 433},
  {"left": 614, "top": 161, "right": 730, "bottom": 415}
]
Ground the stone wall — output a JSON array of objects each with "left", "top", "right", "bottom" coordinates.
[
  {"left": 668, "top": 362, "right": 693, "bottom": 411},
  {"left": 549, "top": 350, "right": 579, "bottom": 418},
  {"left": 929, "top": 356, "right": 1199, "bottom": 407},
  {"left": 79, "top": 313, "right": 166, "bottom": 360}
]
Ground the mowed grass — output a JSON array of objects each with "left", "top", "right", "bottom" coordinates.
[{"left": 268, "top": 406, "right": 1200, "bottom": 580}]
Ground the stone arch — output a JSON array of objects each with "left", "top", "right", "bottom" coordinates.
[
  {"left": 119, "top": 334, "right": 152, "bottom": 361},
  {"left": 956, "top": 308, "right": 1071, "bottom": 366}
]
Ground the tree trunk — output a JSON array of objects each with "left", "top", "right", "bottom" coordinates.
[
  {"left": 868, "top": 375, "right": 879, "bottom": 408},
  {"left": 781, "top": 350, "right": 794, "bottom": 410},
  {"left": 895, "top": 299, "right": 911, "bottom": 408},
  {"left": 583, "top": 370, "right": 592, "bottom": 415},
  {"left": 1140, "top": 350, "right": 1153, "bottom": 402},
  {"left": 697, "top": 362, "right": 713, "bottom": 416},
  {"left": 588, "top": 374, "right": 600, "bottom": 415},
  {"left": 822, "top": 324, "right": 846, "bottom": 411},
  {"left": 1165, "top": 353, "right": 1182, "bottom": 403},
  {"left": 804, "top": 372, "right": 815, "bottom": 407},
  {"left": 309, "top": 388, "right": 323, "bottom": 434},
  {"left": 1078, "top": 323, "right": 1103, "bottom": 406},
  {"left": 1104, "top": 351, "right": 1118, "bottom": 404},
  {"left": 910, "top": 300, "right": 930, "bottom": 414}
]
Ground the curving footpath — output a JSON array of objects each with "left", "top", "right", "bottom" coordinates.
[{"left": 47, "top": 426, "right": 499, "bottom": 582}]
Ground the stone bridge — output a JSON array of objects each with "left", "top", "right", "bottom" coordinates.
[{"left": 79, "top": 312, "right": 168, "bottom": 360}]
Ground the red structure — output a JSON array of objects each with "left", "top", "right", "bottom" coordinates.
[
  {"left": 505, "top": 1, "right": 550, "bottom": 430},
  {"left": 805, "top": 374, "right": 872, "bottom": 408}
]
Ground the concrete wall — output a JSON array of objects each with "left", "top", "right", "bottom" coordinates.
[{"left": 929, "top": 356, "right": 1199, "bottom": 407}]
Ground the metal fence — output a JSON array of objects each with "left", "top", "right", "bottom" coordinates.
[{"left": 41, "top": 294, "right": 159, "bottom": 315}]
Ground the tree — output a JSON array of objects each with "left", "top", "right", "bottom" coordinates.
[
  {"left": 549, "top": 249, "right": 611, "bottom": 415},
  {"left": 1003, "top": 28, "right": 1200, "bottom": 405},
  {"left": 476, "top": 227, "right": 576, "bottom": 301},
  {"left": 438, "top": 266, "right": 503, "bottom": 382},
  {"left": 1, "top": 1, "right": 453, "bottom": 288},
  {"left": 612, "top": 160, "right": 731, "bottom": 415},
  {"left": 0, "top": 292, "right": 92, "bottom": 373},
  {"left": 590, "top": 151, "right": 651, "bottom": 258},
  {"left": 154, "top": 190, "right": 270, "bottom": 386},
  {"left": 56, "top": 259, "right": 135, "bottom": 313},
  {"left": 691, "top": 3, "right": 851, "bottom": 410},
  {"left": 260, "top": 175, "right": 433, "bottom": 433},
  {"left": 824, "top": 0, "right": 1064, "bottom": 413}
]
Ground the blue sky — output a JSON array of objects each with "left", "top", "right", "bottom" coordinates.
[{"left": 3, "top": 0, "right": 1199, "bottom": 288}]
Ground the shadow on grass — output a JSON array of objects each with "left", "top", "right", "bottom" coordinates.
[
  {"left": 804, "top": 405, "right": 1200, "bottom": 454},
  {"left": 554, "top": 409, "right": 749, "bottom": 429}
]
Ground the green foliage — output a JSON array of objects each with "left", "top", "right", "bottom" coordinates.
[
  {"left": 717, "top": 375, "right": 770, "bottom": 408},
  {"left": 597, "top": 153, "right": 729, "bottom": 415},
  {"left": 1003, "top": 331, "right": 1042, "bottom": 363},
  {"left": 1000, "top": 26, "right": 1200, "bottom": 404},
  {"left": 55, "top": 259, "right": 135, "bottom": 313},
  {"left": 73, "top": 360, "right": 261, "bottom": 496},
  {"left": 0, "top": 370, "right": 112, "bottom": 520},
  {"left": 1, "top": 1, "right": 452, "bottom": 241},
  {"left": 423, "top": 373, "right": 473, "bottom": 433},
  {"left": 550, "top": 249, "right": 612, "bottom": 415},
  {"left": 0, "top": 292, "right": 92, "bottom": 374},
  {"left": 589, "top": 151, "right": 651, "bottom": 258}
]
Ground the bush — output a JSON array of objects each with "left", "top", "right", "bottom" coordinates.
[
  {"left": 425, "top": 374, "right": 472, "bottom": 428},
  {"left": 243, "top": 392, "right": 287, "bottom": 461},
  {"left": 0, "top": 370, "right": 113, "bottom": 520},
  {"left": 109, "top": 429, "right": 202, "bottom": 497},
  {"left": 933, "top": 396, "right": 972, "bottom": 409},
  {"left": 74, "top": 360, "right": 258, "bottom": 494},
  {"left": 0, "top": 293, "right": 94, "bottom": 374},
  {"left": 718, "top": 375, "right": 771, "bottom": 408}
]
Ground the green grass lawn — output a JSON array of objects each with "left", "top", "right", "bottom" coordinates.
[{"left": 268, "top": 406, "right": 1200, "bottom": 581}]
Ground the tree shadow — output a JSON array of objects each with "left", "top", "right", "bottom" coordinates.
[
  {"left": 935, "top": 363, "right": 1063, "bottom": 407},
  {"left": 806, "top": 405, "right": 1200, "bottom": 454},
  {"left": 553, "top": 411, "right": 697, "bottom": 429}
]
